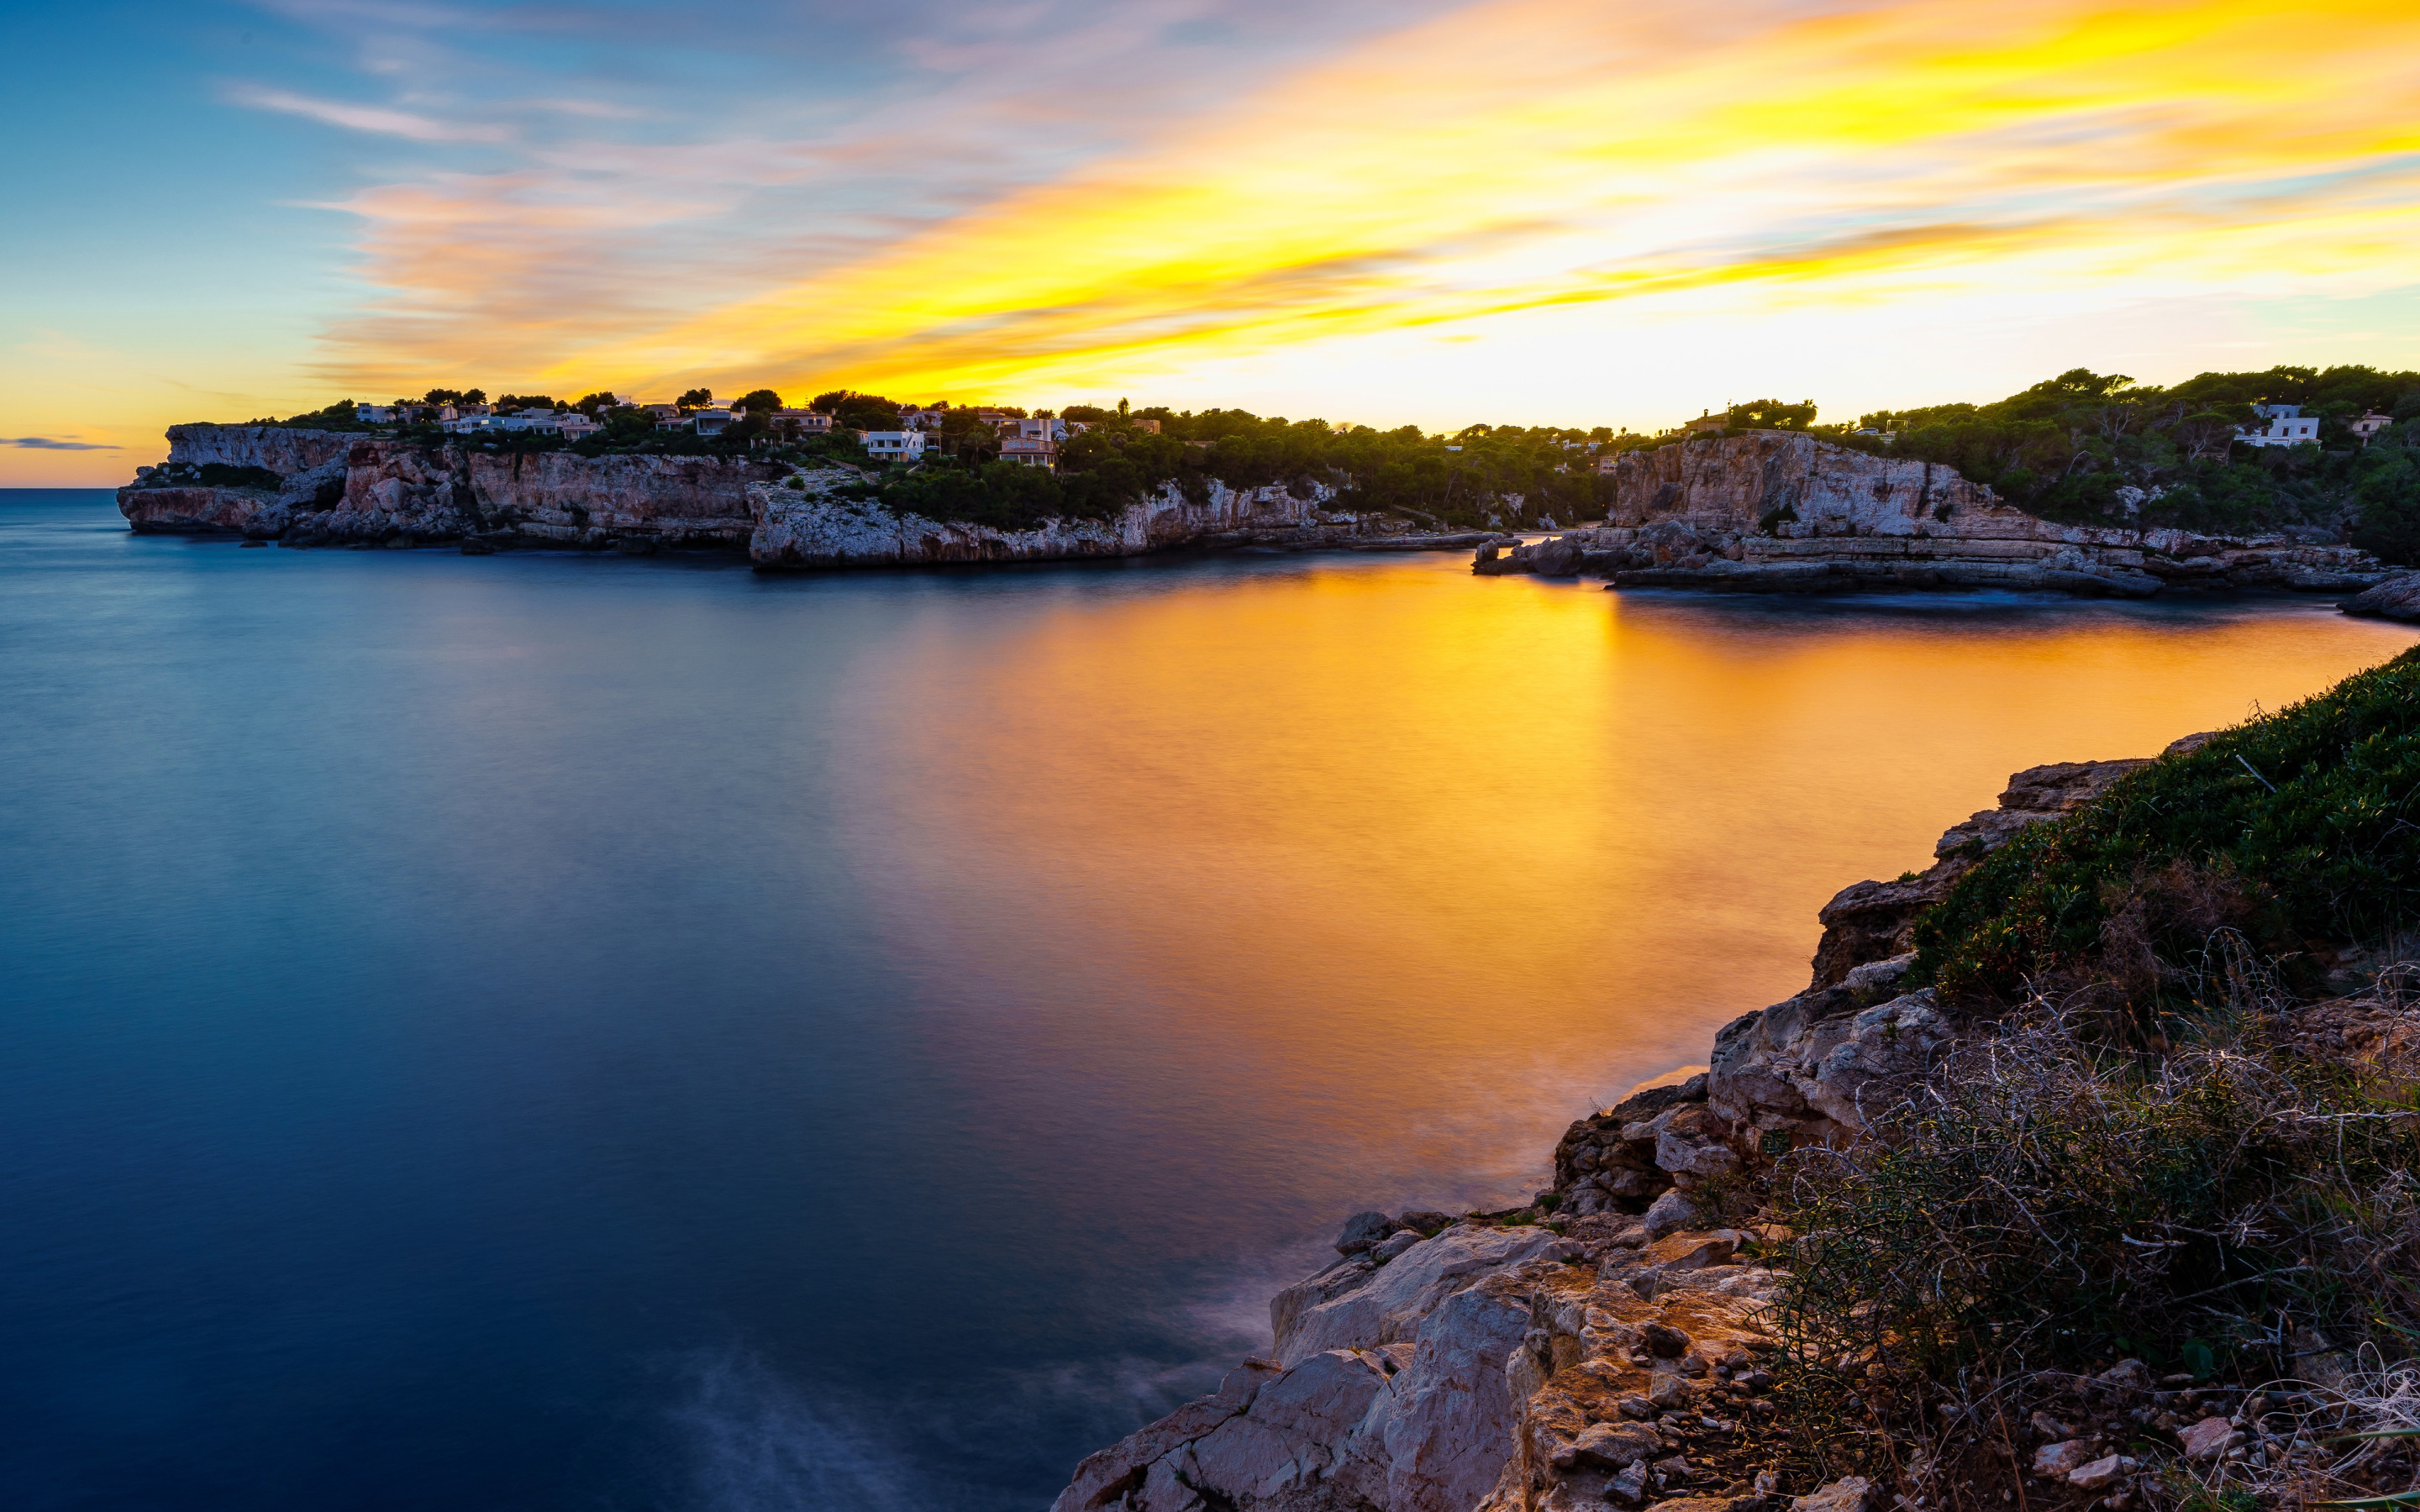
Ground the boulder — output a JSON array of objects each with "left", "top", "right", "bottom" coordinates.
[
  {"left": 1794, "top": 1477, "right": 1875, "bottom": 1512},
  {"left": 1273, "top": 1224, "right": 1562, "bottom": 1364},
  {"left": 2178, "top": 1415, "right": 2239, "bottom": 1461},
  {"left": 1549, "top": 1421, "right": 1662, "bottom": 1469},
  {"left": 1337, "top": 1210, "right": 1397, "bottom": 1254},
  {"left": 2067, "top": 1454, "right": 2134, "bottom": 1491},
  {"left": 2343, "top": 573, "right": 2420, "bottom": 623},
  {"left": 1640, "top": 1192, "right": 1700, "bottom": 1239}
]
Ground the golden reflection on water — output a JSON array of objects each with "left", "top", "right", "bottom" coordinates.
[{"left": 827, "top": 559, "right": 2417, "bottom": 1231}]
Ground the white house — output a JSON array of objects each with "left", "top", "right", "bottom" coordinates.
[
  {"left": 859, "top": 430, "right": 928, "bottom": 461},
  {"left": 356, "top": 405, "right": 398, "bottom": 423},
  {"left": 1002, "top": 417, "right": 1068, "bottom": 442},
  {"left": 771, "top": 409, "right": 831, "bottom": 433},
  {"left": 690, "top": 409, "right": 739, "bottom": 437},
  {"left": 2238, "top": 404, "right": 2322, "bottom": 448},
  {"left": 998, "top": 433, "right": 1055, "bottom": 469}
]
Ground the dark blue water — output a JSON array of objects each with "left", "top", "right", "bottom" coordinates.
[{"left": 5, "top": 490, "right": 2411, "bottom": 1510}]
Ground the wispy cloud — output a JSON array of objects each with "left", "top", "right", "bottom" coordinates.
[
  {"left": 536, "top": 0, "right": 2420, "bottom": 398},
  {"left": 229, "top": 86, "right": 510, "bottom": 143},
  {"left": 3, "top": 437, "right": 121, "bottom": 450},
  {"left": 213, "top": 0, "right": 2420, "bottom": 408}
]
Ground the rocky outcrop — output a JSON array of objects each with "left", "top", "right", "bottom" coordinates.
[
  {"left": 1474, "top": 433, "right": 2384, "bottom": 597},
  {"left": 118, "top": 425, "right": 781, "bottom": 549},
  {"left": 746, "top": 468, "right": 1446, "bottom": 569},
  {"left": 1055, "top": 739, "right": 2182, "bottom": 1512},
  {"left": 2343, "top": 574, "right": 2420, "bottom": 623},
  {"left": 118, "top": 424, "right": 1486, "bottom": 565},
  {"left": 1054, "top": 1211, "right": 1789, "bottom": 1512}
]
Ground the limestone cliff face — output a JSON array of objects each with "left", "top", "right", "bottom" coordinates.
[
  {"left": 748, "top": 468, "right": 1398, "bottom": 568},
  {"left": 1050, "top": 748, "right": 2173, "bottom": 1512},
  {"left": 154, "top": 423, "right": 359, "bottom": 477},
  {"left": 115, "top": 425, "right": 1449, "bottom": 564},
  {"left": 118, "top": 426, "right": 780, "bottom": 549},
  {"left": 1476, "top": 433, "right": 2384, "bottom": 596}
]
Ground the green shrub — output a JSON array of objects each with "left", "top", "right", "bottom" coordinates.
[{"left": 1912, "top": 647, "right": 2420, "bottom": 1004}]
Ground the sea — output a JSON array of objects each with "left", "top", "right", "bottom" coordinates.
[{"left": 2, "top": 488, "right": 2410, "bottom": 1510}]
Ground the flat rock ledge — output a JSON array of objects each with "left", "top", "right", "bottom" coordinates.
[{"left": 1053, "top": 745, "right": 2185, "bottom": 1512}]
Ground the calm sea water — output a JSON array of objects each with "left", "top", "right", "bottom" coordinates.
[{"left": 3, "top": 488, "right": 2411, "bottom": 1510}]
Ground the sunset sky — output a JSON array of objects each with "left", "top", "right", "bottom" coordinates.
[{"left": 6, "top": 0, "right": 2418, "bottom": 484}]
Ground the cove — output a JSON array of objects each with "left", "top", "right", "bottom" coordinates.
[{"left": 1, "top": 490, "right": 2411, "bottom": 1511}]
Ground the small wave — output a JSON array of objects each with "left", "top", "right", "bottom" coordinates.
[{"left": 671, "top": 1350, "right": 931, "bottom": 1512}]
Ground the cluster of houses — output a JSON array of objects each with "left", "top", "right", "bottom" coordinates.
[{"left": 349, "top": 396, "right": 1167, "bottom": 472}]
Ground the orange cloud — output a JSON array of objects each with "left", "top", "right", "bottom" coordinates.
[{"left": 519, "top": 0, "right": 2418, "bottom": 401}]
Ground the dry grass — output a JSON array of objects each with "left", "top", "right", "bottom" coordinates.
[{"left": 1765, "top": 940, "right": 2420, "bottom": 1509}]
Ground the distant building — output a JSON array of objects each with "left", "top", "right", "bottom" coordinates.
[
  {"left": 654, "top": 406, "right": 738, "bottom": 434},
  {"left": 1130, "top": 417, "right": 1161, "bottom": 434},
  {"left": 998, "top": 433, "right": 1056, "bottom": 470},
  {"left": 1683, "top": 413, "right": 1727, "bottom": 434},
  {"left": 2238, "top": 404, "right": 2321, "bottom": 448},
  {"left": 2352, "top": 412, "right": 2395, "bottom": 442},
  {"left": 1002, "top": 417, "right": 1068, "bottom": 442},
  {"left": 555, "top": 414, "right": 601, "bottom": 440},
  {"left": 770, "top": 409, "right": 831, "bottom": 433},
  {"left": 356, "top": 405, "right": 398, "bottom": 423},
  {"left": 859, "top": 430, "right": 928, "bottom": 461}
]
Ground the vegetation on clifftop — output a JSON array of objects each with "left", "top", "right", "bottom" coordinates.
[{"left": 1912, "top": 646, "right": 2420, "bottom": 1006}]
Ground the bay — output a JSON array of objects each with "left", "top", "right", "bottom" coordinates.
[{"left": 1, "top": 490, "right": 2408, "bottom": 1509}]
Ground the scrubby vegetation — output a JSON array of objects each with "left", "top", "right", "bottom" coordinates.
[
  {"left": 1765, "top": 648, "right": 2420, "bottom": 1510},
  {"left": 1912, "top": 647, "right": 2420, "bottom": 1007}
]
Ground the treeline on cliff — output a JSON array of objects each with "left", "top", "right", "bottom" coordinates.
[
  {"left": 873, "top": 409, "right": 1616, "bottom": 532},
  {"left": 1820, "top": 365, "right": 2420, "bottom": 552},
  {"left": 250, "top": 362, "right": 2420, "bottom": 545}
]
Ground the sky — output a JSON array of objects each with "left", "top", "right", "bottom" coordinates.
[{"left": 3, "top": 0, "right": 2418, "bottom": 485}]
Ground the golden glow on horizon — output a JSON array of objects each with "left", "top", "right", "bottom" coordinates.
[
  {"left": 539, "top": 0, "right": 2420, "bottom": 402},
  {"left": 5, "top": 0, "right": 2416, "bottom": 484}
]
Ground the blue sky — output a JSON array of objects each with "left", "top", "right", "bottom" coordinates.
[{"left": 5, "top": 0, "right": 2417, "bottom": 483}]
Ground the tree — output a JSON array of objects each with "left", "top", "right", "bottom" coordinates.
[
  {"left": 1728, "top": 398, "right": 1818, "bottom": 430},
  {"left": 810, "top": 390, "right": 851, "bottom": 413},
  {"left": 734, "top": 389, "right": 784, "bottom": 414},
  {"left": 422, "top": 387, "right": 465, "bottom": 405},
  {"left": 462, "top": 389, "right": 487, "bottom": 405},
  {"left": 573, "top": 391, "right": 620, "bottom": 417},
  {"left": 832, "top": 393, "right": 902, "bottom": 432},
  {"left": 676, "top": 388, "right": 713, "bottom": 411},
  {"left": 2173, "top": 412, "right": 2237, "bottom": 463},
  {"left": 494, "top": 394, "right": 560, "bottom": 412}
]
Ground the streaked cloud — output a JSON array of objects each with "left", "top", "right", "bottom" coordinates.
[
  {"left": 550, "top": 0, "right": 2420, "bottom": 401},
  {"left": 3, "top": 437, "right": 122, "bottom": 450},
  {"left": 8, "top": 0, "right": 2416, "bottom": 488},
  {"left": 229, "top": 85, "right": 510, "bottom": 143}
]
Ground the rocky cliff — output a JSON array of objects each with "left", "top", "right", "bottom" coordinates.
[
  {"left": 1047, "top": 747, "right": 2206, "bottom": 1512},
  {"left": 1476, "top": 433, "right": 2386, "bottom": 597},
  {"left": 117, "top": 424, "right": 1479, "bottom": 564},
  {"left": 747, "top": 468, "right": 1480, "bottom": 568}
]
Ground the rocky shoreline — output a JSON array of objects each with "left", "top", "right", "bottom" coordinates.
[
  {"left": 113, "top": 425, "right": 1496, "bottom": 566},
  {"left": 1473, "top": 433, "right": 2391, "bottom": 601},
  {"left": 1048, "top": 738, "right": 2341, "bottom": 1512}
]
